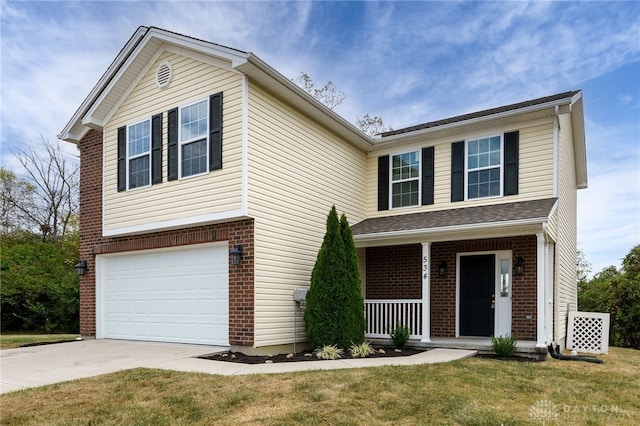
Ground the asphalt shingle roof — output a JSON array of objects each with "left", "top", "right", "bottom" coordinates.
[
  {"left": 351, "top": 198, "right": 558, "bottom": 236},
  {"left": 381, "top": 91, "right": 580, "bottom": 137}
]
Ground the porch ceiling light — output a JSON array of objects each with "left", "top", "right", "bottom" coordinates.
[
  {"left": 438, "top": 261, "right": 447, "bottom": 278},
  {"left": 514, "top": 257, "right": 525, "bottom": 276},
  {"left": 74, "top": 260, "right": 88, "bottom": 276},
  {"left": 230, "top": 244, "right": 244, "bottom": 266}
]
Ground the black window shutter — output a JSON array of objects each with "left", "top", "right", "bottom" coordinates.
[
  {"left": 151, "top": 113, "right": 163, "bottom": 184},
  {"left": 117, "top": 126, "right": 126, "bottom": 192},
  {"left": 167, "top": 107, "right": 178, "bottom": 181},
  {"left": 378, "top": 155, "right": 389, "bottom": 211},
  {"left": 209, "top": 92, "right": 223, "bottom": 171},
  {"left": 421, "top": 147, "right": 434, "bottom": 205},
  {"left": 451, "top": 141, "right": 465, "bottom": 202},
  {"left": 504, "top": 131, "right": 519, "bottom": 196}
]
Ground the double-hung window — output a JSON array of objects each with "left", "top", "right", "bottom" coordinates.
[
  {"left": 127, "top": 119, "right": 151, "bottom": 189},
  {"left": 391, "top": 151, "right": 420, "bottom": 208},
  {"left": 179, "top": 99, "right": 208, "bottom": 178},
  {"left": 466, "top": 135, "right": 502, "bottom": 199}
]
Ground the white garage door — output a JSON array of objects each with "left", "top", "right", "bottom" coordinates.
[{"left": 96, "top": 242, "right": 229, "bottom": 346}]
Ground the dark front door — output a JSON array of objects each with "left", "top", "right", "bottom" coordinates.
[{"left": 459, "top": 254, "right": 495, "bottom": 336}]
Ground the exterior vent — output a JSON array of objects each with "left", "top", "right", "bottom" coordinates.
[{"left": 155, "top": 61, "right": 173, "bottom": 88}]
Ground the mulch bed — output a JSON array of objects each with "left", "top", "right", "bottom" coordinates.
[{"left": 198, "top": 346, "right": 426, "bottom": 364}]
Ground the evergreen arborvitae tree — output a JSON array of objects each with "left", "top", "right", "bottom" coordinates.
[
  {"left": 339, "top": 213, "right": 365, "bottom": 346},
  {"left": 304, "top": 206, "right": 364, "bottom": 349}
]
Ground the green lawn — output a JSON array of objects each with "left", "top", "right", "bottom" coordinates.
[
  {"left": 1, "top": 346, "right": 638, "bottom": 425},
  {"left": 0, "top": 334, "right": 80, "bottom": 349}
]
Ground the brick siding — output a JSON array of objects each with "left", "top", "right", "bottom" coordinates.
[
  {"left": 366, "top": 235, "right": 538, "bottom": 341},
  {"left": 77, "top": 130, "right": 254, "bottom": 346}
]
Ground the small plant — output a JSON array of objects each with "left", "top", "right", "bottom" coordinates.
[
  {"left": 315, "top": 344, "right": 344, "bottom": 360},
  {"left": 389, "top": 325, "right": 411, "bottom": 349},
  {"left": 491, "top": 334, "right": 517, "bottom": 357},
  {"left": 349, "top": 341, "right": 375, "bottom": 358}
]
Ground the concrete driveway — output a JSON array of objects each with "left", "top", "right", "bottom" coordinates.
[
  {"left": 1, "top": 339, "right": 477, "bottom": 394},
  {"left": 0, "top": 339, "right": 226, "bottom": 394}
]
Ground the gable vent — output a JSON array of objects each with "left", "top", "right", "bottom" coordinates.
[{"left": 155, "top": 61, "right": 173, "bottom": 88}]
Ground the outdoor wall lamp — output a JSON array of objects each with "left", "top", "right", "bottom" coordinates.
[
  {"left": 230, "top": 244, "right": 244, "bottom": 266},
  {"left": 438, "top": 261, "right": 447, "bottom": 278},
  {"left": 514, "top": 257, "right": 525, "bottom": 276},
  {"left": 74, "top": 260, "right": 88, "bottom": 276}
]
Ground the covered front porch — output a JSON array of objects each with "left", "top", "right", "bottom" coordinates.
[{"left": 351, "top": 199, "right": 559, "bottom": 359}]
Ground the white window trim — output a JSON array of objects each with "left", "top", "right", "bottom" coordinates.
[
  {"left": 464, "top": 134, "right": 504, "bottom": 201},
  {"left": 126, "top": 118, "right": 152, "bottom": 191},
  {"left": 389, "top": 150, "right": 421, "bottom": 209},
  {"left": 178, "top": 97, "right": 209, "bottom": 179}
]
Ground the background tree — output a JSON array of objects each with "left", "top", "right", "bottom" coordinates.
[
  {"left": 305, "top": 206, "right": 364, "bottom": 349},
  {"left": 1, "top": 138, "right": 80, "bottom": 333},
  {"left": 293, "top": 72, "right": 391, "bottom": 136},
  {"left": 0, "top": 168, "right": 37, "bottom": 234},
  {"left": 7, "top": 137, "right": 79, "bottom": 241},
  {"left": 356, "top": 113, "right": 393, "bottom": 136},
  {"left": 294, "top": 72, "right": 347, "bottom": 110},
  {"left": 578, "top": 245, "right": 640, "bottom": 349}
]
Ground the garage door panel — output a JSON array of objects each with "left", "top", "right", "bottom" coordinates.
[{"left": 97, "top": 243, "right": 229, "bottom": 346}]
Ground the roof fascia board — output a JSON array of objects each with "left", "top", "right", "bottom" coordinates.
[
  {"left": 83, "top": 47, "right": 165, "bottom": 129},
  {"left": 374, "top": 95, "right": 577, "bottom": 148},
  {"left": 352, "top": 216, "right": 549, "bottom": 245},
  {"left": 145, "top": 28, "right": 250, "bottom": 67},
  {"left": 58, "top": 26, "right": 149, "bottom": 143},
  {"left": 163, "top": 44, "right": 241, "bottom": 74},
  {"left": 238, "top": 55, "right": 373, "bottom": 151}
]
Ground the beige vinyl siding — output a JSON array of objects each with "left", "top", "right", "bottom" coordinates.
[
  {"left": 104, "top": 51, "right": 244, "bottom": 231},
  {"left": 555, "top": 113, "right": 579, "bottom": 346},
  {"left": 366, "top": 120, "right": 555, "bottom": 217},
  {"left": 247, "top": 84, "right": 367, "bottom": 348}
]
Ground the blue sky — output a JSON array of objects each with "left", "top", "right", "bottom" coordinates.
[{"left": 1, "top": 1, "right": 638, "bottom": 275}]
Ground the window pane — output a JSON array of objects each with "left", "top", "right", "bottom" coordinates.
[
  {"left": 129, "top": 156, "right": 149, "bottom": 189},
  {"left": 467, "top": 135, "right": 502, "bottom": 199},
  {"left": 500, "top": 259, "right": 510, "bottom": 297},
  {"left": 128, "top": 121, "right": 150, "bottom": 156},
  {"left": 181, "top": 100, "right": 208, "bottom": 142},
  {"left": 182, "top": 139, "right": 207, "bottom": 177},
  {"left": 468, "top": 167, "right": 500, "bottom": 199},
  {"left": 392, "top": 180, "right": 418, "bottom": 208}
]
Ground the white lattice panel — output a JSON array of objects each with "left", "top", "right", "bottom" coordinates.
[{"left": 567, "top": 311, "right": 610, "bottom": 354}]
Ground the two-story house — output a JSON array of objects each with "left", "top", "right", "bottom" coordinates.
[{"left": 60, "top": 27, "right": 586, "bottom": 358}]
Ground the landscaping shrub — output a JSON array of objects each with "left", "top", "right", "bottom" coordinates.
[
  {"left": 304, "top": 206, "right": 365, "bottom": 349},
  {"left": 315, "top": 344, "right": 344, "bottom": 360},
  {"left": 491, "top": 335, "right": 517, "bottom": 357},
  {"left": 349, "top": 341, "right": 375, "bottom": 358},
  {"left": 389, "top": 325, "right": 411, "bottom": 349}
]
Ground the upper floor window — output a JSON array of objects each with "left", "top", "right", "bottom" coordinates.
[
  {"left": 391, "top": 151, "right": 420, "bottom": 208},
  {"left": 466, "top": 135, "right": 502, "bottom": 199},
  {"left": 127, "top": 119, "right": 151, "bottom": 189},
  {"left": 180, "top": 99, "right": 209, "bottom": 177}
]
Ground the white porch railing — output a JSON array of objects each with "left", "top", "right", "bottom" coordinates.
[{"left": 365, "top": 299, "right": 423, "bottom": 339}]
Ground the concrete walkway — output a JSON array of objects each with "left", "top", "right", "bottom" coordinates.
[{"left": 0, "top": 339, "right": 477, "bottom": 394}]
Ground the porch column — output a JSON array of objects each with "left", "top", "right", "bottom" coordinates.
[
  {"left": 536, "top": 233, "right": 546, "bottom": 348},
  {"left": 421, "top": 242, "right": 431, "bottom": 342}
]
